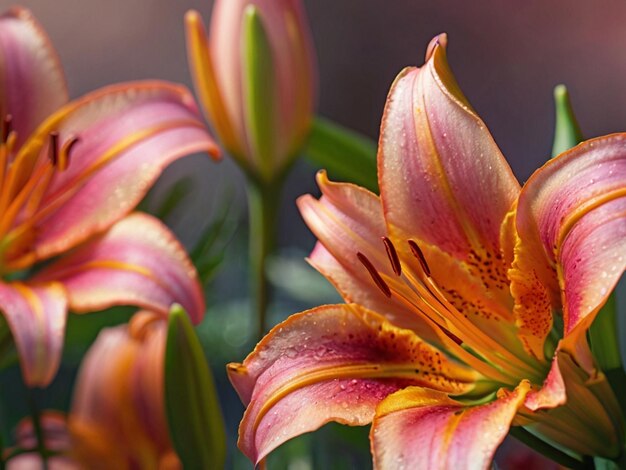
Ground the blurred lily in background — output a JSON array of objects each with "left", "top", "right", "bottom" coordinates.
[
  {"left": 70, "top": 311, "right": 181, "bottom": 469},
  {"left": 229, "top": 34, "right": 626, "bottom": 468},
  {"left": 70, "top": 306, "right": 226, "bottom": 470},
  {"left": 0, "top": 7, "right": 216, "bottom": 387}
]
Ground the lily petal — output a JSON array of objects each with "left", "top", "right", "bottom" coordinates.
[
  {"left": 33, "top": 213, "right": 205, "bottom": 324},
  {"left": 10, "top": 81, "right": 219, "bottom": 266},
  {"left": 228, "top": 304, "right": 478, "bottom": 464},
  {"left": 371, "top": 381, "right": 530, "bottom": 470},
  {"left": 0, "top": 7, "right": 68, "bottom": 148},
  {"left": 520, "top": 351, "right": 623, "bottom": 458},
  {"left": 378, "top": 36, "right": 520, "bottom": 265},
  {"left": 515, "top": 134, "right": 626, "bottom": 344},
  {"left": 0, "top": 281, "right": 67, "bottom": 387}
]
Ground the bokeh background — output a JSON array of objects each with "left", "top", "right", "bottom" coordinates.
[{"left": 1, "top": 0, "right": 626, "bottom": 468}]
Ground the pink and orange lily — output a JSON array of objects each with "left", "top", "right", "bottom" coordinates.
[
  {"left": 0, "top": 8, "right": 216, "bottom": 387},
  {"left": 69, "top": 310, "right": 181, "bottom": 470},
  {"left": 229, "top": 34, "right": 625, "bottom": 467}
]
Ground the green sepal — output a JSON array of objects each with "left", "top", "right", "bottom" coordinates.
[
  {"left": 551, "top": 84, "right": 583, "bottom": 158},
  {"left": 242, "top": 5, "right": 276, "bottom": 182},
  {"left": 304, "top": 116, "right": 378, "bottom": 193},
  {"left": 164, "top": 305, "right": 226, "bottom": 469}
]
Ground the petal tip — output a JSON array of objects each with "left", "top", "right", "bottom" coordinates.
[{"left": 425, "top": 32, "right": 448, "bottom": 62}]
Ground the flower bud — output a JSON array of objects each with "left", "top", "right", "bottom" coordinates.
[{"left": 186, "top": 0, "right": 316, "bottom": 182}]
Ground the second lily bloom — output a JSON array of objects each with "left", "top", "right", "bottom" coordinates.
[{"left": 0, "top": 8, "right": 217, "bottom": 387}]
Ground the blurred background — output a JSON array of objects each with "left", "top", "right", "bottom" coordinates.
[{"left": 1, "top": 0, "right": 626, "bottom": 468}]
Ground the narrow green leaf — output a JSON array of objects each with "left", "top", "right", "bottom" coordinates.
[
  {"left": 155, "top": 177, "right": 194, "bottom": 220},
  {"left": 243, "top": 5, "right": 276, "bottom": 182},
  {"left": 590, "top": 294, "right": 623, "bottom": 370},
  {"left": 551, "top": 84, "right": 583, "bottom": 158},
  {"left": 165, "top": 305, "right": 226, "bottom": 469},
  {"left": 304, "top": 116, "right": 378, "bottom": 193}
]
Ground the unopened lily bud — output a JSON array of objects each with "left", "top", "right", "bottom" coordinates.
[{"left": 186, "top": 0, "right": 316, "bottom": 182}]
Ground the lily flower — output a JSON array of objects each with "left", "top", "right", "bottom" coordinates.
[
  {"left": 229, "top": 34, "right": 625, "bottom": 467},
  {"left": 0, "top": 8, "right": 217, "bottom": 387},
  {"left": 185, "top": 0, "right": 315, "bottom": 182},
  {"left": 69, "top": 311, "right": 180, "bottom": 469}
]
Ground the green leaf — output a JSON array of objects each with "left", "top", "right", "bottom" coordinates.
[
  {"left": 190, "top": 188, "right": 239, "bottom": 286},
  {"left": 164, "top": 305, "right": 226, "bottom": 469},
  {"left": 304, "top": 116, "right": 378, "bottom": 193},
  {"left": 590, "top": 294, "right": 623, "bottom": 371},
  {"left": 243, "top": 5, "right": 276, "bottom": 182},
  {"left": 551, "top": 84, "right": 583, "bottom": 158},
  {"left": 154, "top": 177, "right": 194, "bottom": 220}
]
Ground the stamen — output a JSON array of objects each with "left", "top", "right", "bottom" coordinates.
[
  {"left": 2, "top": 114, "right": 12, "bottom": 143},
  {"left": 382, "top": 236, "right": 402, "bottom": 276},
  {"left": 408, "top": 240, "right": 430, "bottom": 277},
  {"left": 59, "top": 136, "right": 79, "bottom": 171},
  {"left": 357, "top": 252, "right": 391, "bottom": 298},
  {"left": 48, "top": 132, "right": 59, "bottom": 166}
]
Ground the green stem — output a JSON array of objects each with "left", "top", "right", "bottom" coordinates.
[
  {"left": 26, "top": 389, "right": 48, "bottom": 470},
  {"left": 509, "top": 427, "right": 588, "bottom": 469},
  {"left": 247, "top": 178, "right": 281, "bottom": 340}
]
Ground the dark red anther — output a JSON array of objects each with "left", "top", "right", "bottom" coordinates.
[
  {"left": 357, "top": 252, "right": 391, "bottom": 298},
  {"left": 408, "top": 240, "right": 431, "bottom": 277},
  {"left": 2, "top": 114, "right": 12, "bottom": 143},
  {"left": 439, "top": 325, "right": 463, "bottom": 345},
  {"left": 61, "top": 136, "right": 80, "bottom": 167},
  {"left": 382, "top": 237, "right": 402, "bottom": 276},
  {"left": 48, "top": 131, "right": 59, "bottom": 166}
]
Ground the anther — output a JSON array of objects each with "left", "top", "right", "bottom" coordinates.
[
  {"left": 48, "top": 132, "right": 59, "bottom": 166},
  {"left": 357, "top": 252, "right": 391, "bottom": 298},
  {"left": 382, "top": 237, "right": 402, "bottom": 276},
  {"left": 59, "top": 136, "right": 80, "bottom": 171},
  {"left": 408, "top": 240, "right": 431, "bottom": 277},
  {"left": 2, "top": 114, "right": 12, "bottom": 143}
]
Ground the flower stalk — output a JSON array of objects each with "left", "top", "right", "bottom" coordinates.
[{"left": 247, "top": 178, "right": 281, "bottom": 339}]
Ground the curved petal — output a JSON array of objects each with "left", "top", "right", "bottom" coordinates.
[
  {"left": 0, "top": 7, "right": 68, "bottom": 148},
  {"left": 228, "top": 304, "right": 478, "bottom": 464},
  {"left": 371, "top": 381, "right": 530, "bottom": 470},
  {"left": 520, "top": 351, "right": 623, "bottom": 458},
  {"left": 0, "top": 280, "right": 67, "bottom": 387},
  {"left": 32, "top": 213, "right": 205, "bottom": 324},
  {"left": 378, "top": 35, "right": 520, "bottom": 264},
  {"left": 515, "top": 134, "right": 626, "bottom": 345},
  {"left": 8, "top": 81, "right": 219, "bottom": 266},
  {"left": 185, "top": 10, "right": 242, "bottom": 158}
]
